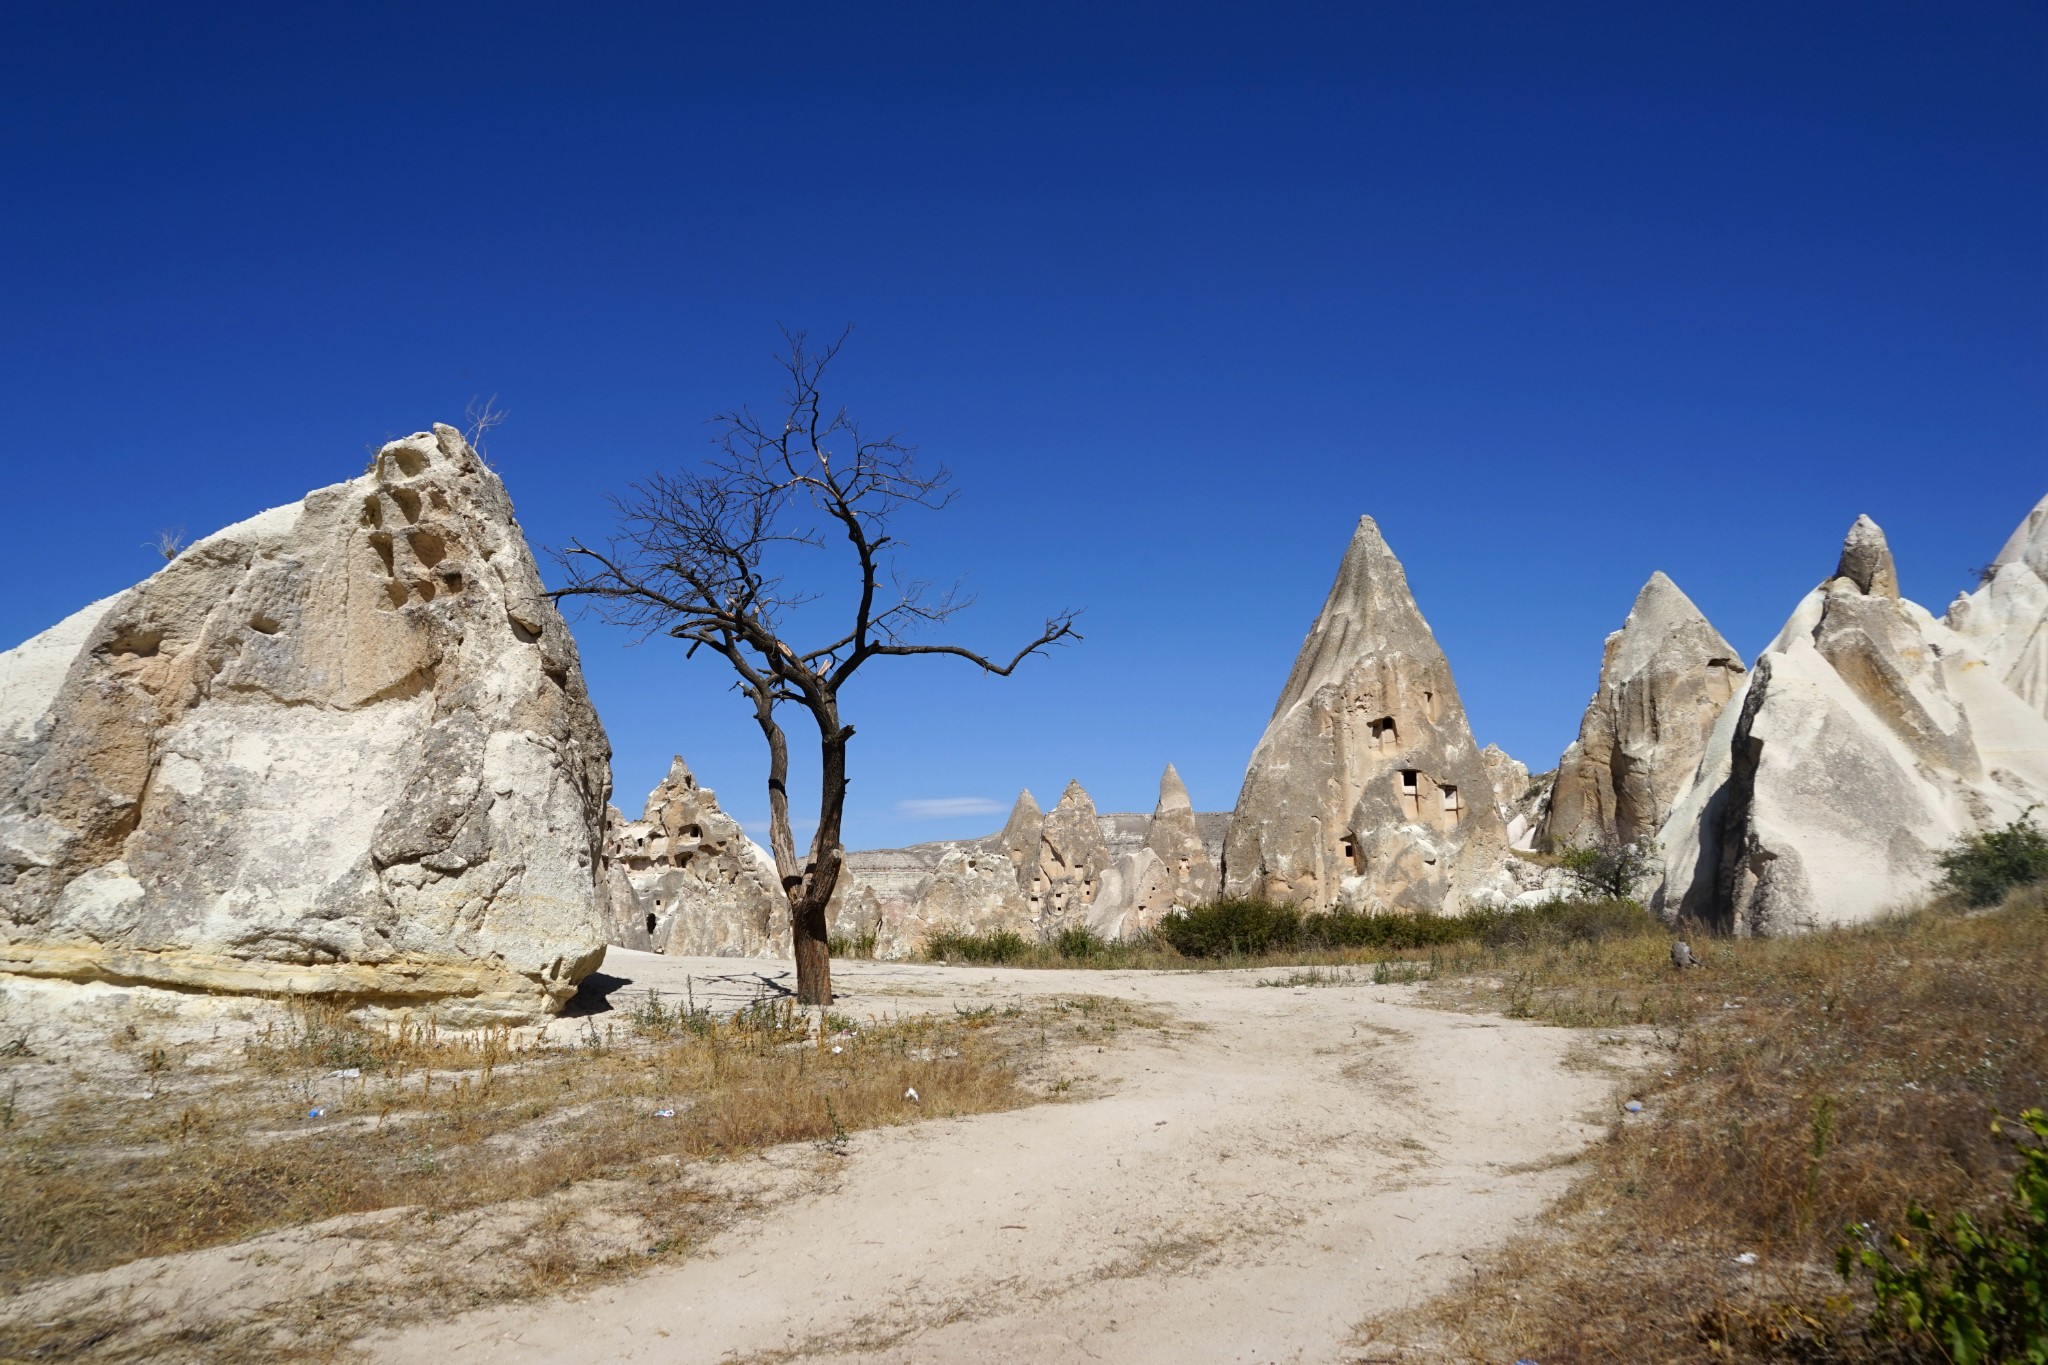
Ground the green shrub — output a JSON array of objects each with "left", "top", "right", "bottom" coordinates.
[
  {"left": 827, "top": 929, "right": 879, "bottom": 959},
  {"left": 1052, "top": 925, "right": 1107, "bottom": 961},
  {"left": 1839, "top": 1108, "right": 2048, "bottom": 1364},
  {"left": 1940, "top": 814, "right": 2048, "bottom": 908},
  {"left": 1152, "top": 895, "right": 1660, "bottom": 960},
  {"left": 1553, "top": 836, "right": 1662, "bottom": 901},
  {"left": 923, "top": 929, "right": 1030, "bottom": 964},
  {"left": 1154, "top": 898, "right": 1306, "bottom": 957}
]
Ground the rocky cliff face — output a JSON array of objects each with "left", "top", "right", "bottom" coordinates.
[
  {"left": 1222, "top": 516, "right": 1512, "bottom": 912},
  {"left": 601, "top": 757, "right": 784, "bottom": 957},
  {"left": 1947, "top": 491, "right": 2048, "bottom": 721},
  {"left": 1656, "top": 515, "right": 2048, "bottom": 933},
  {"left": 0, "top": 425, "right": 612, "bottom": 1022},
  {"left": 1539, "top": 572, "right": 1745, "bottom": 851}
]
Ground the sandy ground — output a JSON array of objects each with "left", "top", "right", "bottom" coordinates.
[{"left": 364, "top": 951, "right": 1634, "bottom": 1364}]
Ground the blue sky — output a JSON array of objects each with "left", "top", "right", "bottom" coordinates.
[{"left": 3, "top": 2, "right": 2042, "bottom": 850}]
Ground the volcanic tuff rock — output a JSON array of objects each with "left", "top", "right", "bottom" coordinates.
[
  {"left": 601, "top": 757, "right": 784, "bottom": 957},
  {"left": 1478, "top": 744, "right": 1544, "bottom": 851},
  {"left": 1656, "top": 514, "right": 2048, "bottom": 933},
  {"left": 1027, "top": 780, "right": 1113, "bottom": 931},
  {"left": 0, "top": 425, "right": 612, "bottom": 1022},
  {"left": 1222, "top": 516, "right": 1513, "bottom": 913},
  {"left": 1086, "top": 765, "right": 1219, "bottom": 939},
  {"left": 1539, "top": 572, "right": 1745, "bottom": 851},
  {"left": 1947, "top": 491, "right": 2048, "bottom": 721}
]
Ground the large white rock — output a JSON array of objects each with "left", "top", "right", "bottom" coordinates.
[
  {"left": 1221, "top": 516, "right": 1512, "bottom": 912},
  {"left": 1947, "top": 490, "right": 2048, "bottom": 720},
  {"left": 1655, "top": 515, "right": 2048, "bottom": 933},
  {"left": 1539, "top": 572, "right": 1746, "bottom": 850},
  {"left": 0, "top": 426, "right": 612, "bottom": 1021}
]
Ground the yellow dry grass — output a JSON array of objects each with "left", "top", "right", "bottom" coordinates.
[
  {"left": 0, "top": 988, "right": 1156, "bottom": 1363},
  {"left": 1362, "top": 887, "right": 2048, "bottom": 1363}
]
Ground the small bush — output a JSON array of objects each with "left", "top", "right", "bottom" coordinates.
[
  {"left": 924, "top": 929, "right": 1031, "bottom": 964},
  {"left": 827, "top": 929, "right": 879, "bottom": 959},
  {"left": 1940, "top": 813, "right": 2048, "bottom": 907},
  {"left": 1052, "top": 925, "right": 1108, "bottom": 961},
  {"left": 1839, "top": 1108, "right": 2048, "bottom": 1364},
  {"left": 1553, "top": 836, "right": 1661, "bottom": 901}
]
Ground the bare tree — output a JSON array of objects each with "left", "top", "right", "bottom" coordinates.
[{"left": 553, "top": 330, "right": 1079, "bottom": 1004}]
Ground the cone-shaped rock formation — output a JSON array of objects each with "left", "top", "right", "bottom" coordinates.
[
  {"left": 0, "top": 425, "right": 612, "bottom": 1021},
  {"left": 1222, "top": 516, "right": 1511, "bottom": 912},
  {"left": 1539, "top": 572, "right": 1745, "bottom": 851}
]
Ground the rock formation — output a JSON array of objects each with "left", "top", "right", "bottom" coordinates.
[
  {"left": 1085, "top": 765, "right": 1219, "bottom": 938},
  {"left": 1222, "top": 516, "right": 1514, "bottom": 913},
  {"left": 0, "top": 425, "right": 612, "bottom": 1022},
  {"left": 1539, "top": 572, "right": 1745, "bottom": 851},
  {"left": 1025, "top": 780, "right": 1112, "bottom": 931},
  {"left": 1479, "top": 744, "right": 1544, "bottom": 851},
  {"left": 1144, "top": 764, "right": 1220, "bottom": 911},
  {"left": 601, "top": 757, "right": 784, "bottom": 957},
  {"left": 1656, "top": 514, "right": 2048, "bottom": 933},
  {"left": 1947, "top": 490, "right": 2048, "bottom": 720}
]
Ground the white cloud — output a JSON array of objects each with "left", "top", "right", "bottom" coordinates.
[{"left": 893, "top": 797, "right": 1005, "bottom": 820}]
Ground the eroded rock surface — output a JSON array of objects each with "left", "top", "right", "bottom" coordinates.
[
  {"left": 1222, "top": 516, "right": 1513, "bottom": 912},
  {"left": 0, "top": 426, "right": 612, "bottom": 1021},
  {"left": 1539, "top": 572, "right": 1745, "bottom": 851},
  {"left": 601, "top": 758, "right": 784, "bottom": 957},
  {"left": 1947, "top": 491, "right": 2048, "bottom": 721},
  {"left": 1656, "top": 513, "right": 2048, "bottom": 932}
]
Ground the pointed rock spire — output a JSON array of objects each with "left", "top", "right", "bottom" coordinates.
[
  {"left": 1833, "top": 515, "right": 1900, "bottom": 598},
  {"left": 1154, "top": 762, "right": 1194, "bottom": 815},
  {"left": 1028, "top": 781, "right": 1110, "bottom": 932},
  {"left": 1224, "top": 515, "right": 1510, "bottom": 912},
  {"left": 996, "top": 788, "right": 1044, "bottom": 875},
  {"left": 1540, "top": 572, "right": 1744, "bottom": 850},
  {"left": 1145, "top": 763, "right": 1218, "bottom": 910}
]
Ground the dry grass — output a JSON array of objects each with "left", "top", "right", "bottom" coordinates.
[
  {"left": 0, "top": 987, "right": 1155, "bottom": 1362},
  {"left": 1362, "top": 887, "right": 2048, "bottom": 1363}
]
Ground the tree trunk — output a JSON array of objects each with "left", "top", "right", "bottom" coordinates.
[{"left": 791, "top": 891, "right": 833, "bottom": 1005}]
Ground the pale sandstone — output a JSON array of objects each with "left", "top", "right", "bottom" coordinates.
[
  {"left": 0, "top": 426, "right": 611, "bottom": 1022},
  {"left": 1539, "top": 572, "right": 1745, "bottom": 850},
  {"left": 1656, "top": 515, "right": 2048, "bottom": 932},
  {"left": 600, "top": 757, "right": 784, "bottom": 958},
  {"left": 1222, "top": 516, "right": 1513, "bottom": 912}
]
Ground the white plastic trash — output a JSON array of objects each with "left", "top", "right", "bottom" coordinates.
[
  {"left": 653, "top": 1108, "right": 676, "bottom": 1118},
  {"left": 905, "top": 1087, "right": 920, "bottom": 1103},
  {"left": 1624, "top": 1100, "right": 1644, "bottom": 1113}
]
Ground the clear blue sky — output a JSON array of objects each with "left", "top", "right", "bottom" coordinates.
[{"left": 3, "top": 2, "right": 2042, "bottom": 850}]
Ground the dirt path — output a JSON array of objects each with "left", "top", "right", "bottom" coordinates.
[{"left": 369, "top": 954, "right": 1626, "bottom": 1364}]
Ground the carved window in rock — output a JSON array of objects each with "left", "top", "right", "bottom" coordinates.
[
  {"left": 1398, "top": 769, "right": 1421, "bottom": 820},
  {"left": 1440, "top": 783, "right": 1462, "bottom": 823},
  {"left": 1422, "top": 690, "right": 1440, "bottom": 722},
  {"left": 1340, "top": 835, "right": 1365, "bottom": 873},
  {"left": 645, "top": 913, "right": 657, "bottom": 935},
  {"left": 1368, "top": 717, "right": 1398, "bottom": 752}
]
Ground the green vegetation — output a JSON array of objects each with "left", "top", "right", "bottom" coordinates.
[
  {"left": 1840, "top": 1108, "right": 2048, "bottom": 1365},
  {"left": 1939, "top": 812, "right": 2048, "bottom": 907},
  {"left": 919, "top": 895, "right": 1660, "bottom": 969},
  {"left": 1553, "top": 835, "right": 1662, "bottom": 901}
]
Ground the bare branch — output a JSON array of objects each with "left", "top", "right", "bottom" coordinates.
[{"left": 548, "top": 329, "right": 1081, "bottom": 1005}]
